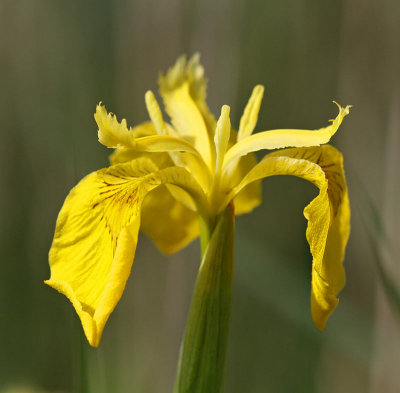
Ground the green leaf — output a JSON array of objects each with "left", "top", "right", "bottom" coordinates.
[{"left": 174, "top": 205, "right": 235, "bottom": 393}]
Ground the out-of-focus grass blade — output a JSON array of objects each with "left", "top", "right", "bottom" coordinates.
[
  {"left": 72, "top": 322, "right": 90, "bottom": 393},
  {"left": 355, "top": 179, "right": 400, "bottom": 321}
]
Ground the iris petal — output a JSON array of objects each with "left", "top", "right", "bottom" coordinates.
[
  {"left": 238, "top": 85, "right": 264, "bottom": 141},
  {"left": 111, "top": 148, "right": 200, "bottom": 253},
  {"left": 159, "top": 55, "right": 215, "bottom": 168},
  {"left": 223, "top": 104, "right": 350, "bottom": 172},
  {"left": 141, "top": 186, "right": 199, "bottom": 254},
  {"left": 46, "top": 158, "right": 207, "bottom": 346},
  {"left": 95, "top": 104, "right": 135, "bottom": 148},
  {"left": 227, "top": 145, "right": 350, "bottom": 329}
]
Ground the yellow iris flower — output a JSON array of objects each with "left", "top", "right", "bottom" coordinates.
[{"left": 46, "top": 55, "right": 350, "bottom": 348}]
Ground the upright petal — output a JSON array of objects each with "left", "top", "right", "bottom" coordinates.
[
  {"left": 159, "top": 54, "right": 216, "bottom": 132},
  {"left": 227, "top": 145, "right": 350, "bottom": 329},
  {"left": 159, "top": 55, "right": 215, "bottom": 168},
  {"left": 238, "top": 85, "right": 264, "bottom": 141},
  {"left": 214, "top": 106, "right": 231, "bottom": 176},
  {"left": 144, "top": 92, "right": 212, "bottom": 193},
  {"left": 46, "top": 158, "right": 207, "bottom": 347},
  {"left": 145, "top": 91, "right": 171, "bottom": 136}
]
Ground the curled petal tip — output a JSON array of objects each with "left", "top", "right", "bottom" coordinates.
[
  {"left": 44, "top": 278, "right": 101, "bottom": 347},
  {"left": 332, "top": 101, "right": 352, "bottom": 114},
  {"left": 311, "top": 269, "right": 340, "bottom": 331},
  {"left": 327, "top": 102, "right": 351, "bottom": 131}
]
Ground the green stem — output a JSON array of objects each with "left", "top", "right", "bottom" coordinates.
[
  {"left": 173, "top": 204, "right": 235, "bottom": 393},
  {"left": 198, "top": 212, "right": 214, "bottom": 257}
]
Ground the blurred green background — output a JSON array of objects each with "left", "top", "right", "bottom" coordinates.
[{"left": 1, "top": 0, "right": 399, "bottom": 392}]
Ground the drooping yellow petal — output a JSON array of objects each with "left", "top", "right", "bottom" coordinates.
[
  {"left": 223, "top": 103, "right": 351, "bottom": 172},
  {"left": 46, "top": 158, "right": 157, "bottom": 347},
  {"left": 141, "top": 186, "right": 199, "bottom": 254},
  {"left": 159, "top": 55, "right": 214, "bottom": 168},
  {"left": 46, "top": 158, "right": 208, "bottom": 347},
  {"left": 238, "top": 85, "right": 264, "bottom": 141},
  {"left": 95, "top": 104, "right": 136, "bottom": 148},
  {"left": 230, "top": 151, "right": 261, "bottom": 215},
  {"left": 227, "top": 145, "right": 350, "bottom": 330},
  {"left": 112, "top": 146, "right": 205, "bottom": 212},
  {"left": 272, "top": 146, "right": 350, "bottom": 328}
]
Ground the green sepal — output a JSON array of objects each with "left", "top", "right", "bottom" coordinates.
[{"left": 174, "top": 204, "right": 235, "bottom": 393}]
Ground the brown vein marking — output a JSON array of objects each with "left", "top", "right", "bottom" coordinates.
[
  {"left": 314, "top": 150, "right": 323, "bottom": 165},
  {"left": 93, "top": 179, "right": 142, "bottom": 254},
  {"left": 93, "top": 193, "right": 114, "bottom": 209},
  {"left": 324, "top": 170, "right": 344, "bottom": 217},
  {"left": 306, "top": 149, "right": 345, "bottom": 218},
  {"left": 321, "top": 162, "right": 336, "bottom": 169}
]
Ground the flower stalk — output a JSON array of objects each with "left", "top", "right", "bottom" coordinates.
[{"left": 174, "top": 204, "right": 235, "bottom": 393}]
